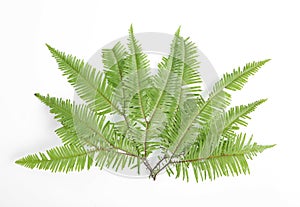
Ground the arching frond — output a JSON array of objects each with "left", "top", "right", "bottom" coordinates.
[
  {"left": 123, "top": 25, "right": 154, "bottom": 156},
  {"left": 151, "top": 28, "right": 184, "bottom": 118},
  {"left": 222, "top": 99, "right": 267, "bottom": 137},
  {"left": 159, "top": 35, "right": 203, "bottom": 156},
  {"left": 214, "top": 60, "right": 270, "bottom": 92},
  {"left": 144, "top": 28, "right": 187, "bottom": 157},
  {"left": 16, "top": 145, "right": 141, "bottom": 173},
  {"left": 169, "top": 133, "right": 275, "bottom": 182},
  {"left": 35, "top": 93, "right": 138, "bottom": 156},
  {"left": 178, "top": 37, "right": 202, "bottom": 103},
  {"left": 35, "top": 93, "right": 81, "bottom": 147},
  {"left": 124, "top": 25, "right": 151, "bottom": 119},
  {"left": 46, "top": 44, "right": 120, "bottom": 115},
  {"left": 15, "top": 145, "right": 93, "bottom": 173},
  {"left": 197, "top": 59, "right": 270, "bottom": 126}
]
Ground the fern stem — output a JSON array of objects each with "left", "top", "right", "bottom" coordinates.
[{"left": 143, "top": 158, "right": 153, "bottom": 172}]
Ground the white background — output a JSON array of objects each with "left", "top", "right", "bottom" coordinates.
[{"left": 0, "top": 0, "right": 299, "bottom": 206}]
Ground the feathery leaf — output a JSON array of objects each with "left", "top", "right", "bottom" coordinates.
[
  {"left": 35, "top": 93, "right": 81, "bottom": 147},
  {"left": 16, "top": 145, "right": 93, "bottom": 173},
  {"left": 170, "top": 133, "right": 275, "bottom": 182},
  {"left": 222, "top": 99, "right": 267, "bottom": 137},
  {"left": 46, "top": 44, "right": 119, "bottom": 115}
]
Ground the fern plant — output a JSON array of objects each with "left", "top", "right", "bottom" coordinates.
[{"left": 16, "top": 26, "right": 274, "bottom": 182}]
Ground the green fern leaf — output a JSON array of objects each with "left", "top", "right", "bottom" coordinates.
[
  {"left": 170, "top": 133, "right": 275, "bottom": 182},
  {"left": 34, "top": 93, "right": 81, "bottom": 147},
  {"left": 15, "top": 145, "right": 93, "bottom": 173},
  {"left": 222, "top": 99, "right": 267, "bottom": 137},
  {"left": 198, "top": 60, "right": 270, "bottom": 125},
  {"left": 46, "top": 44, "right": 119, "bottom": 115}
]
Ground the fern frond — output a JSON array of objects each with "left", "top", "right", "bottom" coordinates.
[
  {"left": 180, "top": 37, "right": 202, "bottom": 101},
  {"left": 150, "top": 28, "right": 184, "bottom": 118},
  {"left": 123, "top": 25, "right": 154, "bottom": 156},
  {"left": 35, "top": 93, "right": 81, "bottom": 147},
  {"left": 16, "top": 145, "right": 140, "bottom": 173},
  {"left": 197, "top": 59, "right": 270, "bottom": 125},
  {"left": 214, "top": 60, "right": 270, "bottom": 92},
  {"left": 222, "top": 99, "right": 267, "bottom": 137},
  {"left": 151, "top": 33, "right": 205, "bottom": 160},
  {"left": 124, "top": 25, "right": 151, "bottom": 119},
  {"left": 188, "top": 99, "right": 267, "bottom": 158},
  {"left": 177, "top": 61, "right": 270, "bottom": 159},
  {"left": 143, "top": 29, "right": 186, "bottom": 157},
  {"left": 16, "top": 145, "right": 93, "bottom": 172},
  {"left": 35, "top": 93, "right": 138, "bottom": 156},
  {"left": 46, "top": 44, "right": 120, "bottom": 115},
  {"left": 171, "top": 133, "right": 275, "bottom": 182},
  {"left": 160, "top": 35, "right": 203, "bottom": 154},
  {"left": 163, "top": 98, "right": 269, "bottom": 173}
]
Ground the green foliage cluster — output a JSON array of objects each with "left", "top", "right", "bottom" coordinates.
[{"left": 16, "top": 26, "right": 274, "bottom": 181}]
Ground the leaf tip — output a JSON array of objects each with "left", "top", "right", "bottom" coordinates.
[
  {"left": 34, "top": 93, "right": 43, "bottom": 99},
  {"left": 268, "top": 144, "right": 276, "bottom": 149},
  {"left": 265, "top": 58, "right": 271, "bottom": 62},
  {"left": 261, "top": 59, "right": 271, "bottom": 65},
  {"left": 34, "top": 93, "right": 47, "bottom": 103},
  {"left": 260, "top": 98, "right": 268, "bottom": 104},
  {"left": 129, "top": 24, "right": 134, "bottom": 33},
  {"left": 15, "top": 158, "right": 23, "bottom": 165},
  {"left": 45, "top": 43, "right": 57, "bottom": 55},
  {"left": 45, "top": 43, "right": 52, "bottom": 50},
  {"left": 175, "top": 26, "right": 181, "bottom": 36}
]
